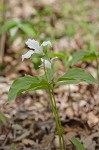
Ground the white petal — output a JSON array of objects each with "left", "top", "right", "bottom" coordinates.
[
  {"left": 41, "top": 41, "right": 52, "bottom": 47},
  {"left": 22, "top": 50, "right": 34, "bottom": 61},
  {"left": 26, "top": 39, "right": 41, "bottom": 51},
  {"left": 51, "top": 57, "right": 58, "bottom": 63},
  {"left": 45, "top": 60, "right": 51, "bottom": 69},
  {"left": 41, "top": 58, "right": 51, "bottom": 69},
  {"left": 34, "top": 47, "right": 43, "bottom": 54}
]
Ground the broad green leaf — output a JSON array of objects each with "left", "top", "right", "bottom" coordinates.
[
  {"left": 71, "top": 137, "right": 86, "bottom": 150},
  {"left": 71, "top": 51, "right": 99, "bottom": 64},
  {"left": 29, "top": 78, "right": 48, "bottom": 91},
  {"left": 83, "top": 52, "right": 97, "bottom": 61},
  {"left": 46, "top": 68, "right": 55, "bottom": 81},
  {"left": 71, "top": 51, "right": 90, "bottom": 65},
  {"left": 0, "top": 113, "right": 7, "bottom": 125},
  {"left": 0, "top": 19, "right": 18, "bottom": 35},
  {"left": 56, "top": 68, "right": 96, "bottom": 84},
  {"left": 19, "top": 24, "right": 36, "bottom": 37},
  {"left": 8, "top": 75, "right": 48, "bottom": 102},
  {"left": 55, "top": 80, "right": 80, "bottom": 88}
]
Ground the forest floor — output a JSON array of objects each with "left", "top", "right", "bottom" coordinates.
[{"left": 0, "top": 0, "right": 99, "bottom": 149}]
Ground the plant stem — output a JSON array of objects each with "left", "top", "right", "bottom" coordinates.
[
  {"left": 51, "top": 87, "right": 66, "bottom": 150},
  {"left": 43, "top": 62, "right": 66, "bottom": 150},
  {"left": 48, "top": 87, "right": 64, "bottom": 150}
]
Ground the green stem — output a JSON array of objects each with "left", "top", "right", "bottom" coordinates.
[
  {"left": 43, "top": 62, "right": 65, "bottom": 150},
  {"left": 51, "top": 88, "right": 62, "bottom": 127},
  {"left": 51, "top": 87, "right": 66, "bottom": 150},
  {"left": 48, "top": 87, "right": 64, "bottom": 150}
]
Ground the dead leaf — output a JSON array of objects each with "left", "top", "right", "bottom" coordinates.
[
  {"left": 22, "top": 138, "right": 36, "bottom": 146},
  {"left": 87, "top": 112, "right": 99, "bottom": 127}
]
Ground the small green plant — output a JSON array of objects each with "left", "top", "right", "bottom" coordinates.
[
  {"left": 8, "top": 39, "right": 96, "bottom": 150},
  {"left": 71, "top": 137, "right": 86, "bottom": 150}
]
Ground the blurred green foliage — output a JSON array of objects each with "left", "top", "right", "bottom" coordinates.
[{"left": 0, "top": 0, "right": 98, "bottom": 71}]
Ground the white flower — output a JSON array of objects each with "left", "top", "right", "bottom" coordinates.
[
  {"left": 22, "top": 50, "right": 34, "bottom": 61},
  {"left": 41, "top": 41, "right": 52, "bottom": 47},
  {"left": 22, "top": 39, "right": 52, "bottom": 61},
  {"left": 40, "top": 57, "right": 58, "bottom": 69},
  {"left": 26, "top": 39, "right": 43, "bottom": 54},
  {"left": 41, "top": 58, "right": 51, "bottom": 69}
]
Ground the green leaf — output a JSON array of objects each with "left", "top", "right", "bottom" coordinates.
[
  {"left": 46, "top": 68, "right": 55, "bottom": 81},
  {"left": 0, "top": 113, "right": 7, "bottom": 125},
  {"left": 29, "top": 78, "right": 48, "bottom": 91},
  {"left": 71, "top": 51, "right": 98, "bottom": 64},
  {"left": 55, "top": 80, "right": 80, "bottom": 88},
  {"left": 82, "top": 52, "right": 97, "bottom": 61},
  {"left": 56, "top": 68, "right": 96, "bottom": 84},
  {"left": 19, "top": 24, "right": 36, "bottom": 37},
  {"left": 71, "top": 137, "right": 86, "bottom": 150},
  {"left": 8, "top": 75, "right": 48, "bottom": 102},
  {"left": 0, "top": 19, "right": 18, "bottom": 35},
  {"left": 71, "top": 51, "right": 90, "bottom": 65}
]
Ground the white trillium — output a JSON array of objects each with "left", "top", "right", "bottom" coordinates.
[{"left": 22, "top": 39, "right": 52, "bottom": 61}]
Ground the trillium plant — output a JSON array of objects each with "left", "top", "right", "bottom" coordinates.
[{"left": 8, "top": 39, "right": 96, "bottom": 150}]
